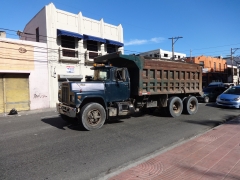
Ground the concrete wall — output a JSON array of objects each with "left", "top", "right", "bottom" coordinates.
[
  {"left": 0, "top": 38, "right": 49, "bottom": 110},
  {"left": 22, "top": 7, "right": 47, "bottom": 43}
]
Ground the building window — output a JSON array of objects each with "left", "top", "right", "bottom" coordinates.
[
  {"left": 107, "top": 44, "right": 116, "bottom": 53},
  {"left": 214, "top": 62, "right": 216, "bottom": 72},
  {"left": 234, "top": 68, "right": 237, "bottom": 76},
  {"left": 164, "top": 54, "right": 168, "bottom": 57},
  {"left": 199, "top": 61, "right": 204, "bottom": 68},
  {"left": 61, "top": 36, "right": 75, "bottom": 49},
  {"left": 149, "top": 54, "right": 152, "bottom": 57},
  {"left": 36, "top": 27, "right": 39, "bottom": 42},
  {"left": 154, "top": 53, "right": 159, "bottom": 58},
  {"left": 87, "top": 40, "right": 98, "bottom": 52},
  {"left": 219, "top": 63, "right": 221, "bottom": 71},
  {"left": 178, "top": 55, "right": 180, "bottom": 59},
  {"left": 61, "top": 36, "right": 77, "bottom": 57}
]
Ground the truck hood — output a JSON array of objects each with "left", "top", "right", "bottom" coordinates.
[{"left": 71, "top": 82, "right": 104, "bottom": 92}]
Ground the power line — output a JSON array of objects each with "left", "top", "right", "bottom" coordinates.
[{"left": 1, "top": 27, "right": 240, "bottom": 58}]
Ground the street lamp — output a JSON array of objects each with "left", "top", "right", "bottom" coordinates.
[
  {"left": 168, "top": 36, "right": 183, "bottom": 60},
  {"left": 231, "top": 48, "right": 240, "bottom": 84}
]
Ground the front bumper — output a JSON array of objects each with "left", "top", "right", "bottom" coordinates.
[
  {"left": 56, "top": 103, "right": 77, "bottom": 118},
  {"left": 216, "top": 101, "right": 240, "bottom": 108}
]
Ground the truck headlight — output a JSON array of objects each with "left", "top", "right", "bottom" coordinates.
[{"left": 70, "top": 95, "right": 75, "bottom": 102}]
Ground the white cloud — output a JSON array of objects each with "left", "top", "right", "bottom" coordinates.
[
  {"left": 125, "top": 37, "right": 165, "bottom": 46},
  {"left": 150, "top": 37, "right": 165, "bottom": 43},
  {"left": 124, "top": 39, "right": 148, "bottom": 46}
]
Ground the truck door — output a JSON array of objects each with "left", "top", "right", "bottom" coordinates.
[{"left": 106, "top": 68, "right": 130, "bottom": 102}]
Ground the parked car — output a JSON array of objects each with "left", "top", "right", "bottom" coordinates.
[
  {"left": 198, "top": 86, "right": 227, "bottom": 103},
  {"left": 223, "top": 83, "right": 235, "bottom": 88},
  {"left": 216, "top": 85, "right": 240, "bottom": 108},
  {"left": 208, "top": 82, "right": 224, "bottom": 87}
]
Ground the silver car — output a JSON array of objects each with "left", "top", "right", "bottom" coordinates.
[{"left": 216, "top": 85, "right": 240, "bottom": 108}]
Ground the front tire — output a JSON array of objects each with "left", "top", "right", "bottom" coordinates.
[
  {"left": 183, "top": 96, "right": 198, "bottom": 115},
  {"left": 78, "top": 103, "right": 106, "bottom": 131},
  {"left": 167, "top": 96, "right": 183, "bottom": 117}
]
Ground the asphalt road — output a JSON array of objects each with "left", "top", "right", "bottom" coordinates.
[{"left": 0, "top": 103, "right": 239, "bottom": 180}]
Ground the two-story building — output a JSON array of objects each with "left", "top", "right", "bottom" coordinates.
[
  {"left": 224, "top": 57, "right": 240, "bottom": 85},
  {"left": 20, "top": 3, "right": 124, "bottom": 107},
  {"left": 185, "top": 56, "right": 229, "bottom": 87}
]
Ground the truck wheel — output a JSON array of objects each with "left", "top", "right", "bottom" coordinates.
[
  {"left": 167, "top": 97, "right": 183, "bottom": 117},
  {"left": 204, "top": 96, "right": 210, "bottom": 103},
  {"left": 183, "top": 96, "right": 198, "bottom": 115},
  {"left": 79, "top": 103, "right": 106, "bottom": 131}
]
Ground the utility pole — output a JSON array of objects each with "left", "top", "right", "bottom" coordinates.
[
  {"left": 190, "top": 49, "right": 192, "bottom": 62},
  {"left": 168, "top": 36, "right": 183, "bottom": 60},
  {"left": 231, "top": 48, "right": 240, "bottom": 84}
]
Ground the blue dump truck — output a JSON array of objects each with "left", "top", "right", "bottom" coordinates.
[{"left": 57, "top": 52, "right": 202, "bottom": 130}]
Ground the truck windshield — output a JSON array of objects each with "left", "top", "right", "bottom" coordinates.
[{"left": 93, "top": 68, "right": 109, "bottom": 81}]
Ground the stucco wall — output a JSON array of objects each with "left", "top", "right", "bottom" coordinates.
[
  {"left": 0, "top": 38, "right": 49, "bottom": 110},
  {"left": 22, "top": 7, "right": 47, "bottom": 43}
]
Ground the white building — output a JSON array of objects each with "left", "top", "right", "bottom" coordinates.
[
  {"left": 224, "top": 57, "right": 240, "bottom": 85},
  {"left": 139, "top": 49, "right": 186, "bottom": 60},
  {"left": 21, "top": 3, "right": 124, "bottom": 107}
]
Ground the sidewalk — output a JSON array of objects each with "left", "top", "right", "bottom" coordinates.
[
  {"left": 0, "top": 107, "right": 56, "bottom": 117},
  {"left": 106, "top": 116, "right": 240, "bottom": 180}
]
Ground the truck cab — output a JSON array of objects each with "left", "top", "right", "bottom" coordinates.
[{"left": 57, "top": 63, "right": 132, "bottom": 130}]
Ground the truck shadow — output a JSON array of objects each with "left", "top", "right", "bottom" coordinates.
[
  {"left": 183, "top": 114, "right": 238, "bottom": 127},
  {"left": 41, "top": 115, "right": 127, "bottom": 131},
  {"left": 132, "top": 109, "right": 172, "bottom": 118},
  {"left": 41, "top": 115, "right": 87, "bottom": 131},
  {"left": 106, "top": 117, "right": 125, "bottom": 124}
]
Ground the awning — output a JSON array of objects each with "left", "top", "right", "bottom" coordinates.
[
  {"left": 83, "top": 34, "right": 106, "bottom": 43},
  {"left": 105, "top": 39, "right": 124, "bottom": 47},
  {"left": 57, "top": 29, "right": 83, "bottom": 39}
]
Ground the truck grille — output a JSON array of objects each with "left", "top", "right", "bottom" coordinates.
[{"left": 62, "top": 84, "right": 69, "bottom": 104}]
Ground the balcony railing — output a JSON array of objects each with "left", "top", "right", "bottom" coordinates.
[
  {"left": 85, "top": 51, "right": 102, "bottom": 62},
  {"left": 59, "top": 47, "right": 80, "bottom": 61}
]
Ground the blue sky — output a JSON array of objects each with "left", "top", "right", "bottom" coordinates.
[{"left": 1, "top": 0, "right": 240, "bottom": 57}]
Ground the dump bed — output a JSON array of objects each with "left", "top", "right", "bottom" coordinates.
[{"left": 94, "top": 52, "right": 202, "bottom": 96}]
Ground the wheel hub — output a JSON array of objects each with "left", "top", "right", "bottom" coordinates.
[{"left": 87, "top": 109, "right": 101, "bottom": 125}]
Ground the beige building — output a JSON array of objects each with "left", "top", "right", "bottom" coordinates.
[{"left": 0, "top": 37, "right": 49, "bottom": 114}]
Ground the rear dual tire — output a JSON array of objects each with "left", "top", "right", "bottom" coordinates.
[
  {"left": 183, "top": 96, "right": 198, "bottom": 115},
  {"left": 167, "top": 97, "right": 183, "bottom": 117},
  {"left": 167, "top": 96, "right": 198, "bottom": 117}
]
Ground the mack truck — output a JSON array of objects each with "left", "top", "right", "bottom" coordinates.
[{"left": 57, "top": 52, "right": 202, "bottom": 130}]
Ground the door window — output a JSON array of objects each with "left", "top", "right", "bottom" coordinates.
[{"left": 114, "top": 69, "right": 127, "bottom": 81}]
